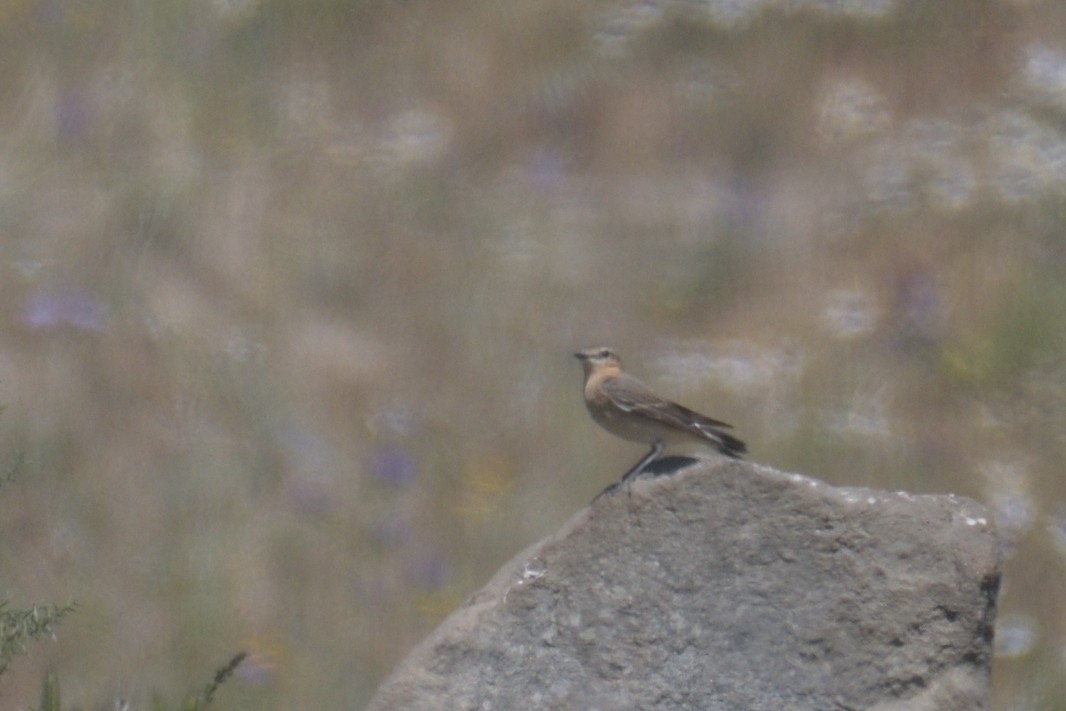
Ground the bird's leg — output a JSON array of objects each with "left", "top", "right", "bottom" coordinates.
[
  {"left": 592, "top": 441, "right": 665, "bottom": 502},
  {"left": 620, "top": 441, "right": 664, "bottom": 484}
]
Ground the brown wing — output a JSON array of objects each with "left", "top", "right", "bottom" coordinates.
[
  {"left": 601, "top": 374, "right": 734, "bottom": 430},
  {"left": 601, "top": 374, "right": 746, "bottom": 457}
]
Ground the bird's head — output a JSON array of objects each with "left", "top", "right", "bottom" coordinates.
[{"left": 574, "top": 347, "right": 622, "bottom": 376}]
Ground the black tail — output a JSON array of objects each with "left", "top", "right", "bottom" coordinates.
[{"left": 715, "top": 430, "right": 747, "bottom": 458}]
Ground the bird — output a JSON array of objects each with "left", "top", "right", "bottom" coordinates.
[{"left": 574, "top": 346, "right": 746, "bottom": 484}]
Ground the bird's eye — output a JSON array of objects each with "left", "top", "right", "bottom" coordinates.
[{"left": 599, "top": 349, "right": 611, "bottom": 358}]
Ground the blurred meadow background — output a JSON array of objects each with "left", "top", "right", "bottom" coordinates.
[{"left": 0, "top": 0, "right": 1065, "bottom": 708}]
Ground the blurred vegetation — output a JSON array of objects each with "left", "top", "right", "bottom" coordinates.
[
  {"left": 26, "top": 653, "right": 245, "bottom": 711},
  {"left": 0, "top": 453, "right": 243, "bottom": 709},
  {"left": 0, "top": 602, "right": 75, "bottom": 678},
  {"left": 0, "top": 0, "right": 1064, "bottom": 708}
]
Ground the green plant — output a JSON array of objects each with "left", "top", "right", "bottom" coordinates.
[
  {"left": 31, "top": 652, "right": 247, "bottom": 711},
  {"left": 37, "top": 668, "right": 60, "bottom": 711},
  {"left": 172, "top": 651, "right": 249, "bottom": 711},
  {"left": 0, "top": 600, "right": 77, "bottom": 678},
  {"left": 147, "top": 651, "right": 248, "bottom": 711}
]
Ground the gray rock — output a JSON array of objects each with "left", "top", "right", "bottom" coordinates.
[{"left": 367, "top": 459, "right": 1000, "bottom": 711}]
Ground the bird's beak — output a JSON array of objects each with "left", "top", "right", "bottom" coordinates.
[{"left": 573, "top": 351, "right": 587, "bottom": 360}]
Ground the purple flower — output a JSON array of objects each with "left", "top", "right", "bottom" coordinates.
[
  {"left": 526, "top": 147, "right": 570, "bottom": 190},
  {"left": 21, "top": 288, "right": 108, "bottom": 331},
  {"left": 370, "top": 516, "right": 412, "bottom": 546},
  {"left": 55, "top": 89, "right": 93, "bottom": 143},
  {"left": 369, "top": 445, "right": 416, "bottom": 487},
  {"left": 408, "top": 553, "right": 451, "bottom": 591}
]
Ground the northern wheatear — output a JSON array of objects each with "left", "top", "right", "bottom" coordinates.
[{"left": 574, "top": 347, "right": 746, "bottom": 483}]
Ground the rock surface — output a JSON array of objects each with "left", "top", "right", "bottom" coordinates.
[{"left": 366, "top": 459, "right": 1000, "bottom": 711}]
